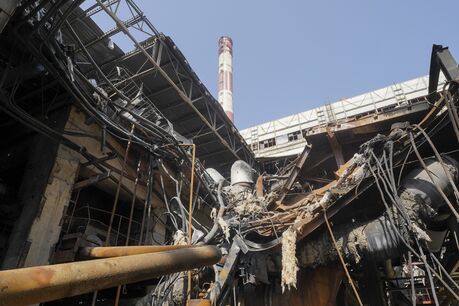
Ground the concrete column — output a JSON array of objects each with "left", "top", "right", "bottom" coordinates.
[
  {"left": 1, "top": 108, "right": 72, "bottom": 269},
  {"left": 23, "top": 145, "right": 79, "bottom": 267}
]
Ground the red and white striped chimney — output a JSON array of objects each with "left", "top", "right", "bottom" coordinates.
[{"left": 218, "top": 36, "right": 234, "bottom": 122}]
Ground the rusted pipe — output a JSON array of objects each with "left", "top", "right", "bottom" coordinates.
[
  {"left": 106, "top": 124, "right": 135, "bottom": 246},
  {"left": 114, "top": 158, "right": 142, "bottom": 306},
  {"left": 0, "top": 245, "right": 221, "bottom": 306},
  {"left": 80, "top": 245, "right": 196, "bottom": 258}
]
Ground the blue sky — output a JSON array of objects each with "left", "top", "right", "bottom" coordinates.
[{"left": 138, "top": 1, "right": 459, "bottom": 129}]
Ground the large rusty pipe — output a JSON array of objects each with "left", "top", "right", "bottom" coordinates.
[
  {"left": 0, "top": 245, "right": 221, "bottom": 306},
  {"left": 80, "top": 245, "right": 196, "bottom": 258}
]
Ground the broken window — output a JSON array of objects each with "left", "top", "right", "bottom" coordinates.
[
  {"left": 260, "top": 138, "right": 276, "bottom": 149},
  {"left": 287, "top": 130, "right": 302, "bottom": 142}
]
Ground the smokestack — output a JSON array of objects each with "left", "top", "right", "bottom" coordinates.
[{"left": 218, "top": 36, "right": 234, "bottom": 122}]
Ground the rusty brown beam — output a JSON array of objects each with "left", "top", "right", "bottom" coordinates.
[
  {"left": 80, "top": 245, "right": 195, "bottom": 258},
  {"left": 0, "top": 246, "right": 221, "bottom": 306}
]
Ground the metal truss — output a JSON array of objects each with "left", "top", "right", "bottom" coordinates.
[{"left": 13, "top": 0, "right": 254, "bottom": 171}]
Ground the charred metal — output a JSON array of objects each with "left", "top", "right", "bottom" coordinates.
[{"left": 0, "top": 1, "right": 458, "bottom": 306}]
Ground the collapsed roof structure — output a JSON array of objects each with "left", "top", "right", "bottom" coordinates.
[{"left": 0, "top": 1, "right": 458, "bottom": 306}]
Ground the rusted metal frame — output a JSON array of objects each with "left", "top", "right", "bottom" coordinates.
[
  {"left": 293, "top": 100, "right": 446, "bottom": 242},
  {"left": 0, "top": 246, "right": 222, "bottom": 306},
  {"left": 105, "top": 125, "right": 135, "bottom": 246},
  {"left": 306, "top": 153, "right": 334, "bottom": 173},
  {"left": 429, "top": 44, "right": 459, "bottom": 102},
  {"left": 326, "top": 128, "right": 345, "bottom": 168},
  {"left": 275, "top": 144, "right": 311, "bottom": 205},
  {"left": 294, "top": 178, "right": 374, "bottom": 241},
  {"left": 95, "top": 0, "right": 248, "bottom": 163}
]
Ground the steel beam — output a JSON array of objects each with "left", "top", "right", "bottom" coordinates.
[
  {"left": 95, "top": 1, "right": 254, "bottom": 166},
  {"left": 429, "top": 44, "right": 459, "bottom": 101},
  {"left": 0, "top": 245, "right": 221, "bottom": 306}
]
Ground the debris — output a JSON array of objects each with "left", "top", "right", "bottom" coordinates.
[
  {"left": 218, "top": 217, "right": 231, "bottom": 241},
  {"left": 174, "top": 230, "right": 188, "bottom": 245},
  {"left": 281, "top": 227, "right": 299, "bottom": 292}
]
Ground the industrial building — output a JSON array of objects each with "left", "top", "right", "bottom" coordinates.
[{"left": 0, "top": 1, "right": 459, "bottom": 306}]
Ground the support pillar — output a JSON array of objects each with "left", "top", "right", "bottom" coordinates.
[
  {"left": 1, "top": 108, "right": 72, "bottom": 269},
  {"left": 326, "top": 128, "right": 344, "bottom": 169},
  {"left": 23, "top": 145, "right": 79, "bottom": 267}
]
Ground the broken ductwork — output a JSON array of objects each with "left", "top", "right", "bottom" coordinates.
[
  {"left": 231, "top": 160, "right": 255, "bottom": 186},
  {"left": 300, "top": 156, "right": 459, "bottom": 267}
]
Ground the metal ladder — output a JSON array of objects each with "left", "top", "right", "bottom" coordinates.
[{"left": 392, "top": 83, "right": 408, "bottom": 106}]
